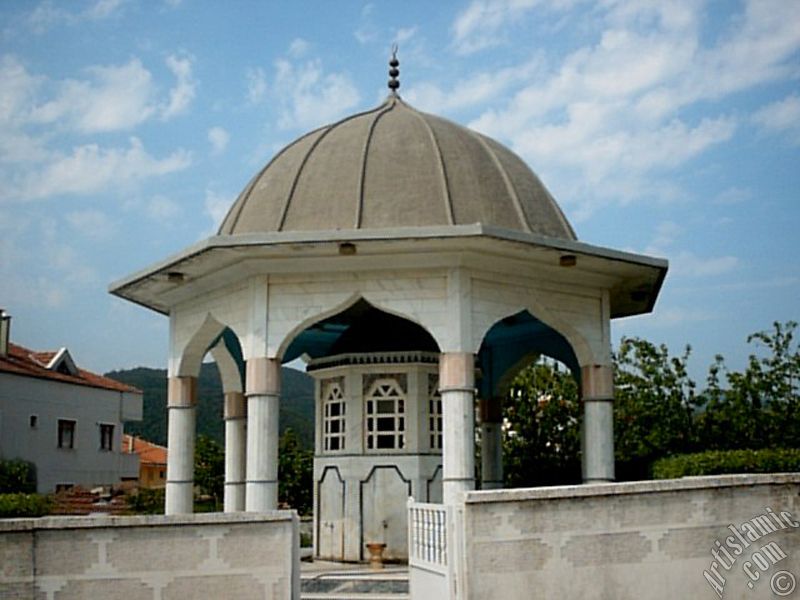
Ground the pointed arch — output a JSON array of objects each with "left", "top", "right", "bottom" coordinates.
[{"left": 277, "top": 294, "right": 440, "bottom": 363}]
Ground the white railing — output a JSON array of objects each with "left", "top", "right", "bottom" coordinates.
[
  {"left": 408, "top": 500, "right": 448, "bottom": 567},
  {"left": 408, "top": 499, "right": 454, "bottom": 598}
]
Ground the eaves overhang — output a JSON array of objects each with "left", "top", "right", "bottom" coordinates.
[{"left": 109, "top": 224, "right": 667, "bottom": 319}]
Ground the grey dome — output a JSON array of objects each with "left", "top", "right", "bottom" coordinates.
[{"left": 218, "top": 95, "right": 576, "bottom": 239}]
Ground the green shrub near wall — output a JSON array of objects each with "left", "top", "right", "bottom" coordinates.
[
  {"left": 0, "top": 493, "right": 52, "bottom": 518},
  {"left": 652, "top": 448, "right": 800, "bottom": 479},
  {"left": 0, "top": 459, "right": 37, "bottom": 493}
]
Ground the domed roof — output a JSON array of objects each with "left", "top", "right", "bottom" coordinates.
[{"left": 218, "top": 95, "right": 576, "bottom": 240}]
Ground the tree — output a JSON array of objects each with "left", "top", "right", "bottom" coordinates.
[
  {"left": 502, "top": 359, "right": 582, "bottom": 487},
  {"left": 278, "top": 428, "right": 313, "bottom": 515},
  {"left": 696, "top": 321, "right": 800, "bottom": 450},
  {"left": 195, "top": 435, "right": 224, "bottom": 509},
  {"left": 613, "top": 338, "right": 700, "bottom": 479}
]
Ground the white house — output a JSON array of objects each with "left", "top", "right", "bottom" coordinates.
[{"left": 0, "top": 311, "right": 142, "bottom": 493}]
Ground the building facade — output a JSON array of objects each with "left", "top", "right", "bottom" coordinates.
[{"left": 0, "top": 312, "right": 142, "bottom": 493}]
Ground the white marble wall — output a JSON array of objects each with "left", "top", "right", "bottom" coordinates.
[{"left": 0, "top": 512, "right": 299, "bottom": 600}]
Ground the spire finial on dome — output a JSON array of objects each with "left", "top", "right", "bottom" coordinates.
[{"left": 388, "top": 44, "right": 400, "bottom": 94}]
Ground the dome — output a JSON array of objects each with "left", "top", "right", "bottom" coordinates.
[{"left": 218, "top": 95, "right": 576, "bottom": 240}]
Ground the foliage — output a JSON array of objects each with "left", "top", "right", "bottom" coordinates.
[
  {"left": 652, "top": 448, "right": 800, "bottom": 479},
  {"left": 279, "top": 428, "right": 313, "bottom": 515},
  {"left": 0, "top": 459, "right": 37, "bottom": 494},
  {"left": 195, "top": 435, "right": 225, "bottom": 509},
  {"left": 695, "top": 321, "right": 800, "bottom": 451},
  {"left": 613, "top": 338, "right": 700, "bottom": 480},
  {"left": 502, "top": 359, "right": 582, "bottom": 487},
  {"left": 106, "top": 363, "right": 315, "bottom": 448},
  {"left": 0, "top": 493, "right": 52, "bottom": 518},
  {"left": 501, "top": 321, "right": 800, "bottom": 486},
  {"left": 127, "top": 487, "right": 165, "bottom": 514}
]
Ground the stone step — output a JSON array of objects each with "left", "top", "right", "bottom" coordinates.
[
  {"left": 300, "top": 593, "right": 409, "bottom": 600},
  {"left": 301, "top": 568, "right": 408, "bottom": 599}
]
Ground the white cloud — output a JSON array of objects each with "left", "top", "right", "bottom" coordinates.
[
  {"left": 208, "top": 126, "right": 230, "bottom": 155},
  {"left": 66, "top": 209, "right": 115, "bottom": 240},
  {"left": 713, "top": 186, "right": 751, "bottom": 205},
  {"left": 274, "top": 57, "right": 360, "bottom": 130},
  {"left": 405, "top": 57, "right": 543, "bottom": 113},
  {"left": 670, "top": 251, "right": 739, "bottom": 278},
  {"left": 245, "top": 66, "right": 267, "bottom": 104},
  {"left": 204, "top": 189, "right": 232, "bottom": 231},
  {"left": 354, "top": 4, "right": 378, "bottom": 45},
  {"left": 288, "top": 38, "right": 310, "bottom": 58},
  {"left": 394, "top": 27, "right": 418, "bottom": 44},
  {"left": 162, "top": 53, "right": 195, "bottom": 119},
  {"left": 752, "top": 94, "right": 800, "bottom": 145},
  {"left": 30, "top": 58, "right": 156, "bottom": 132},
  {"left": 26, "top": 0, "right": 126, "bottom": 33},
  {"left": 451, "top": 0, "right": 579, "bottom": 55},
  {"left": 4, "top": 137, "right": 190, "bottom": 202},
  {"left": 146, "top": 195, "right": 181, "bottom": 220},
  {"left": 455, "top": 0, "right": 799, "bottom": 218},
  {"left": 85, "top": 0, "right": 126, "bottom": 20}
]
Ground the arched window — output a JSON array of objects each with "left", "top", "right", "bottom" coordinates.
[
  {"left": 322, "top": 380, "right": 346, "bottom": 452},
  {"left": 365, "top": 378, "right": 405, "bottom": 451}
]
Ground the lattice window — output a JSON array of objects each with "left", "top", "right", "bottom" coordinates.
[
  {"left": 428, "top": 374, "right": 442, "bottom": 451},
  {"left": 322, "top": 381, "right": 346, "bottom": 452},
  {"left": 365, "top": 378, "right": 405, "bottom": 451}
]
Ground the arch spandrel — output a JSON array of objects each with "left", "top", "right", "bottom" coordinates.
[
  {"left": 266, "top": 273, "right": 449, "bottom": 361},
  {"left": 172, "top": 312, "right": 246, "bottom": 379}
]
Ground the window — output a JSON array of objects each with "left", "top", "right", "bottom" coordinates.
[
  {"left": 29, "top": 414, "right": 38, "bottom": 429},
  {"left": 99, "top": 423, "right": 114, "bottom": 451},
  {"left": 365, "top": 378, "right": 405, "bottom": 451},
  {"left": 322, "top": 381, "right": 346, "bottom": 452},
  {"left": 429, "top": 375, "right": 442, "bottom": 451},
  {"left": 57, "top": 419, "right": 76, "bottom": 449}
]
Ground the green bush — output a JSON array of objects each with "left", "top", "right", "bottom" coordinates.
[
  {"left": 0, "top": 493, "right": 52, "bottom": 518},
  {"left": 652, "top": 448, "right": 800, "bottom": 479},
  {"left": 0, "top": 459, "right": 37, "bottom": 494},
  {"left": 127, "top": 487, "right": 165, "bottom": 514}
]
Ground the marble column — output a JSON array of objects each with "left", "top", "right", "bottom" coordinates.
[
  {"left": 440, "top": 352, "right": 476, "bottom": 505},
  {"left": 581, "top": 364, "right": 615, "bottom": 482},
  {"left": 245, "top": 357, "right": 280, "bottom": 511},
  {"left": 223, "top": 391, "right": 247, "bottom": 512},
  {"left": 480, "top": 396, "right": 504, "bottom": 490},
  {"left": 165, "top": 376, "right": 197, "bottom": 515}
]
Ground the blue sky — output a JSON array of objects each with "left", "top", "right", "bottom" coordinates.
[{"left": 1, "top": 0, "right": 798, "bottom": 384}]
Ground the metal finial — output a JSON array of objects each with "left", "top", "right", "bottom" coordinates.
[{"left": 388, "top": 44, "right": 400, "bottom": 93}]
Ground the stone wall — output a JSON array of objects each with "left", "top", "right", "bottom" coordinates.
[
  {"left": 0, "top": 512, "right": 299, "bottom": 600},
  {"left": 461, "top": 474, "right": 800, "bottom": 600}
]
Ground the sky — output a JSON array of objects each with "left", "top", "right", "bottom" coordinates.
[{"left": 0, "top": 0, "right": 798, "bottom": 385}]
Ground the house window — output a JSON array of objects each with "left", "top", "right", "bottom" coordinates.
[
  {"left": 429, "top": 383, "right": 443, "bottom": 451},
  {"left": 29, "top": 414, "right": 38, "bottom": 428},
  {"left": 322, "top": 381, "right": 346, "bottom": 452},
  {"left": 365, "top": 378, "right": 405, "bottom": 451},
  {"left": 99, "top": 423, "right": 114, "bottom": 451},
  {"left": 57, "top": 419, "right": 76, "bottom": 449}
]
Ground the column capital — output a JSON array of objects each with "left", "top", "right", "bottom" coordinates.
[
  {"left": 581, "top": 364, "right": 613, "bottom": 401},
  {"left": 246, "top": 357, "right": 281, "bottom": 396},
  {"left": 167, "top": 376, "right": 197, "bottom": 408},
  {"left": 223, "top": 391, "right": 246, "bottom": 419},
  {"left": 439, "top": 352, "right": 475, "bottom": 392}
]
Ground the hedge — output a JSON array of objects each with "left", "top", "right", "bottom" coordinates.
[
  {"left": 652, "top": 448, "right": 800, "bottom": 479},
  {"left": 0, "top": 493, "right": 52, "bottom": 518}
]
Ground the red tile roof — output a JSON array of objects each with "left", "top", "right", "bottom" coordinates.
[
  {"left": 0, "top": 343, "right": 140, "bottom": 393},
  {"left": 122, "top": 434, "right": 167, "bottom": 466}
]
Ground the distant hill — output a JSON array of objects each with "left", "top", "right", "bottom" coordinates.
[{"left": 106, "top": 363, "right": 315, "bottom": 448}]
